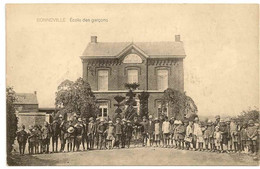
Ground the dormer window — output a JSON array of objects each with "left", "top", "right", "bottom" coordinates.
[{"left": 123, "top": 54, "right": 142, "bottom": 63}]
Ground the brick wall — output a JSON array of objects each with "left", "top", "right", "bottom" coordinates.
[
  {"left": 18, "top": 112, "right": 46, "bottom": 130},
  {"left": 83, "top": 59, "right": 184, "bottom": 92}
]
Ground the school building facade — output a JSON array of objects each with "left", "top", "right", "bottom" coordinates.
[{"left": 80, "top": 35, "right": 186, "bottom": 119}]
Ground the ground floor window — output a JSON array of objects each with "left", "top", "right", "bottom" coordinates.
[{"left": 98, "top": 102, "right": 108, "bottom": 118}]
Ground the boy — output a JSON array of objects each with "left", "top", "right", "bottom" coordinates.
[
  {"left": 247, "top": 120, "right": 258, "bottom": 155},
  {"left": 162, "top": 116, "right": 171, "bottom": 148},
  {"left": 66, "top": 125, "right": 75, "bottom": 152},
  {"left": 176, "top": 120, "right": 185, "bottom": 150},
  {"left": 147, "top": 115, "right": 155, "bottom": 147},
  {"left": 173, "top": 120, "right": 179, "bottom": 149},
  {"left": 115, "top": 118, "right": 122, "bottom": 148},
  {"left": 214, "top": 126, "right": 222, "bottom": 153},
  {"left": 106, "top": 121, "right": 115, "bottom": 149},
  {"left": 219, "top": 119, "right": 228, "bottom": 153},
  {"left": 240, "top": 123, "right": 248, "bottom": 153},
  {"left": 74, "top": 119, "right": 84, "bottom": 151},
  {"left": 87, "top": 117, "right": 96, "bottom": 150},
  {"left": 159, "top": 115, "right": 164, "bottom": 147},
  {"left": 204, "top": 120, "right": 215, "bottom": 152},
  {"left": 154, "top": 118, "right": 160, "bottom": 147},
  {"left": 169, "top": 117, "right": 175, "bottom": 148},
  {"left": 230, "top": 118, "right": 238, "bottom": 152},
  {"left": 192, "top": 117, "right": 200, "bottom": 151},
  {"left": 97, "top": 119, "right": 106, "bottom": 150},
  {"left": 185, "top": 121, "right": 193, "bottom": 150},
  {"left": 125, "top": 120, "right": 133, "bottom": 148}
]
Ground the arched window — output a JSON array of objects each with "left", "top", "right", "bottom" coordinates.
[{"left": 123, "top": 54, "right": 142, "bottom": 63}]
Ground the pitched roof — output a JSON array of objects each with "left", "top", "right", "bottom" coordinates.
[
  {"left": 14, "top": 93, "right": 38, "bottom": 105},
  {"left": 81, "top": 41, "right": 186, "bottom": 59}
]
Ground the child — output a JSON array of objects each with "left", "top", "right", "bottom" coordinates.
[
  {"left": 147, "top": 115, "right": 155, "bottom": 147},
  {"left": 169, "top": 117, "right": 175, "bottom": 148},
  {"left": 125, "top": 120, "right": 133, "bottom": 148},
  {"left": 97, "top": 119, "right": 106, "bottom": 150},
  {"left": 214, "top": 126, "right": 222, "bottom": 153},
  {"left": 162, "top": 116, "right": 171, "bottom": 148},
  {"left": 132, "top": 116, "right": 140, "bottom": 147},
  {"left": 185, "top": 121, "right": 193, "bottom": 150},
  {"left": 246, "top": 120, "right": 258, "bottom": 155},
  {"left": 154, "top": 118, "right": 160, "bottom": 147},
  {"left": 173, "top": 120, "right": 179, "bottom": 149},
  {"left": 66, "top": 124, "right": 75, "bottom": 152},
  {"left": 230, "top": 118, "right": 238, "bottom": 153},
  {"left": 176, "top": 120, "right": 185, "bottom": 150},
  {"left": 115, "top": 118, "right": 122, "bottom": 148},
  {"left": 141, "top": 116, "right": 149, "bottom": 147},
  {"left": 240, "top": 123, "right": 248, "bottom": 153},
  {"left": 196, "top": 122, "right": 204, "bottom": 151},
  {"left": 219, "top": 119, "right": 228, "bottom": 153},
  {"left": 204, "top": 120, "right": 214, "bottom": 152},
  {"left": 106, "top": 121, "right": 115, "bottom": 149}
]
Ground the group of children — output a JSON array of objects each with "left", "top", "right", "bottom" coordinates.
[{"left": 16, "top": 114, "right": 259, "bottom": 156}]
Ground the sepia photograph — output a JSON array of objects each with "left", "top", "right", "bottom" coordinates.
[{"left": 5, "top": 3, "right": 259, "bottom": 166}]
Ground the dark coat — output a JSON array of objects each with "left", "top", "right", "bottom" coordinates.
[{"left": 147, "top": 121, "right": 155, "bottom": 134}]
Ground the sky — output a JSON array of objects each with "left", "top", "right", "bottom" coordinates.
[{"left": 6, "top": 4, "right": 259, "bottom": 116}]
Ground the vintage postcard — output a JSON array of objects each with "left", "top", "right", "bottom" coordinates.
[{"left": 6, "top": 4, "right": 259, "bottom": 166}]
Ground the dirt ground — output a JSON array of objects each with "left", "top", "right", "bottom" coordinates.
[{"left": 7, "top": 147, "right": 259, "bottom": 166}]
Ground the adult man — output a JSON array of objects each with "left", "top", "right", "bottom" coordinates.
[
  {"left": 27, "top": 125, "right": 36, "bottom": 154},
  {"left": 140, "top": 116, "right": 149, "bottom": 146},
  {"left": 87, "top": 117, "right": 96, "bottom": 149},
  {"left": 247, "top": 120, "right": 258, "bottom": 155},
  {"left": 121, "top": 119, "right": 127, "bottom": 148},
  {"left": 59, "top": 114, "right": 67, "bottom": 152},
  {"left": 147, "top": 115, "right": 155, "bottom": 147},
  {"left": 97, "top": 118, "right": 106, "bottom": 149},
  {"left": 41, "top": 122, "right": 51, "bottom": 153},
  {"left": 125, "top": 120, "right": 133, "bottom": 148},
  {"left": 81, "top": 117, "right": 88, "bottom": 150},
  {"left": 17, "top": 125, "right": 28, "bottom": 155},
  {"left": 214, "top": 115, "right": 221, "bottom": 127},
  {"left": 132, "top": 116, "right": 141, "bottom": 147}
]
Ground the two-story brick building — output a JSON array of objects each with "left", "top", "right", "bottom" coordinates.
[{"left": 80, "top": 35, "right": 186, "bottom": 119}]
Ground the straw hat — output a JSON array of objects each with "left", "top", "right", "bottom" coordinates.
[{"left": 68, "top": 127, "right": 75, "bottom": 133}]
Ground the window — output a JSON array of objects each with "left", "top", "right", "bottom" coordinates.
[
  {"left": 98, "top": 102, "right": 108, "bottom": 118},
  {"left": 123, "top": 54, "right": 142, "bottom": 63},
  {"left": 157, "top": 101, "right": 169, "bottom": 117},
  {"left": 128, "top": 69, "right": 138, "bottom": 84},
  {"left": 157, "top": 69, "right": 168, "bottom": 91},
  {"left": 98, "top": 70, "right": 108, "bottom": 91}
]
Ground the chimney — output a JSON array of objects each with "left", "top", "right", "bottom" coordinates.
[
  {"left": 91, "top": 36, "right": 97, "bottom": 43},
  {"left": 175, "top": 35, "right": 181, "bottom": 42},
  {"left": 34, "top": 91, "right": 37, "bottom": 95}
]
